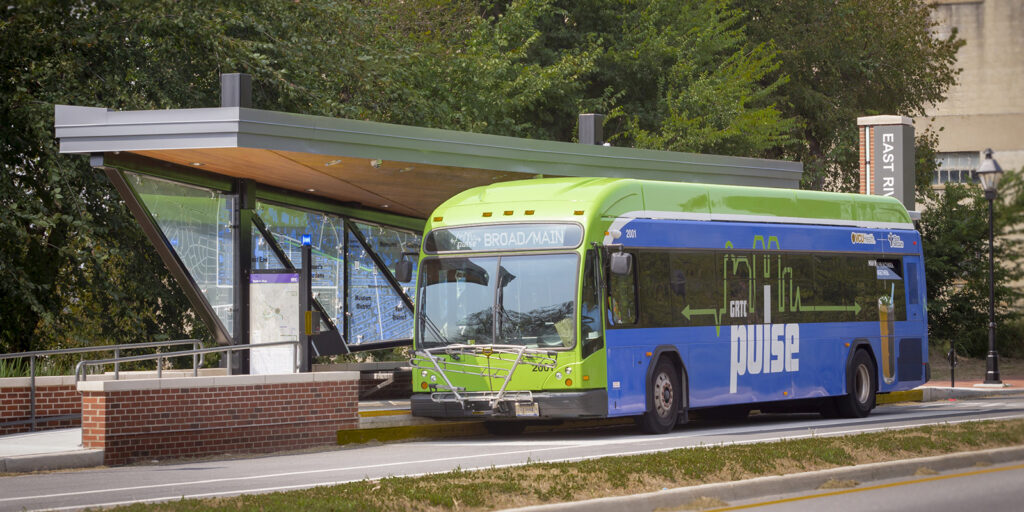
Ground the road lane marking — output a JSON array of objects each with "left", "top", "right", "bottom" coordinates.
[
  {"left": 5, "top": 412, "right": 1024, "bottom": 507},
  {"left": 702, "top": 462, "right": 1024, "bottom": 511}
]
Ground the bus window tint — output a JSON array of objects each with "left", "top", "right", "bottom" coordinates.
[
  {"left": 638, "top": 251, "right": 678, "bottom": 327},
  {"left": 815, "top": 254, "right": 851, "bottom": 321},
  {"left": 608, "top": 251, "right": 637, "bottom": 326},
  {"left": 670, "top": 252, "right": 718, "bottom": 327},
  {"left": 721, "top": 250, "right": 756, "bottom": 325},
  {"left": 581, "top": 250, "right": 603, "bottom": 358}
]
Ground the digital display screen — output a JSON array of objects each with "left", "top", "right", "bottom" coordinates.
[{"left": 425, "top": 223, "right": 583, "bottom": 253}]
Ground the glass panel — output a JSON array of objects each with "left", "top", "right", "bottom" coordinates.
[
  {"left": 352, "top": 221, "right": 420, "bottom": 300},
  {"left": 126, "top": 172, "right": 235, "bottom": 336},
  {"left": 670, "top": 251, "right": 719, "bottom": 327},
  {"left": 935, "top": 151, "right": 981, "bottom": 184},
  {"left": 580, "top": 250, "right": 603, "bottom": 358},
  {"left": 255, "top": 202, "right": 346, "bottom": 331},
  {"left": 496, "top": 254, "right": 577, "bottom": 348},
  {"left": 417, "top": 257, "right": 496, "bottom": 347},
  {"left": 638, "top": 251, "right": 678, "bottom": 327},
  {"left": 251, "top": 226, "right": 286, "bottom": 271},
  {"left": 416, "top": 254, "right": 578, "bottom": 348},
  {"left": 348, "top": 222, "right": 420, "bottom": 344},
  {"left": 608, "top": 251, "right": 637, "bottom": 326}
]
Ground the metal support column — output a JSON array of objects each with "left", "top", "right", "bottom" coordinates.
[
  {"left": 299, "top": 238, "right": 314, "bottom": 372},
  {"left": 232, "top": 179, "right": 256, "bottom": 374}
]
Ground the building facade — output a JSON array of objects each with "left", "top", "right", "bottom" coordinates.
[{"left": 917, "top": 0, "right": 1024, "bottom": 180}]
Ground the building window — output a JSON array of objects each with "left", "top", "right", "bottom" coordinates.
[{"left": 933, "top": 152, "right": 980, "bottom": 185}]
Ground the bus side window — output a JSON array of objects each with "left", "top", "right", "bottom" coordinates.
[
  {"left": 581, "top": 250, "right": 603, "bottom": 358},
  {"left": 608, "top": 250, "right": 637, "bottom": 326}
]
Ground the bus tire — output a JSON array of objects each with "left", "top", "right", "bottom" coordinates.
[
  {"left": 638, "top": 358, "right": 680, "bottom": 434},
  {"left": 836, "top": 349, "right": 876, "bottom": 418},
  {"left": 484, "top": 421, "right": 527, "bottom": 436}
]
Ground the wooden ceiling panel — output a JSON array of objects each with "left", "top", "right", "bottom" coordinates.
[{"left": 135, "top": 148, "right": 426, "bottom": 217}]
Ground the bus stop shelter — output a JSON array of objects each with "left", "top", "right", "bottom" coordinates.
[{"left": 53, "top": 76, "right": 802, "bottom": 367}]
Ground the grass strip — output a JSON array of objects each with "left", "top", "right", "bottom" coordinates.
[{"left": 107, "top": 419, "right": 1024, "bottom": 512}]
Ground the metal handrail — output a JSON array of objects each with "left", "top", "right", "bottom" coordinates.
[
  {"left": 75, "top": 340, "right": 301, "bottom": 382},
  {"left": 1, "top": 339, "right": 203, "bottom": 431}
]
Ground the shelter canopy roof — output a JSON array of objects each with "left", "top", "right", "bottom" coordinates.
[{"left": 55, "top": 105, "right": 802, "bottom": 220}]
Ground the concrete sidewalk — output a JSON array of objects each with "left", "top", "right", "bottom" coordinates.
[{"left": 0, "top": 428, "right": 101, "bottom": 473}]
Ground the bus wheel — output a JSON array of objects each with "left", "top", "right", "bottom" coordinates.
[
  {"left": 836, "top": 349, "right": 877, "bottom": 418},
  {"left": 638, "top": 359, "right": 680, "bottom": 434},
  {"left": 484, "top": 421, "right": 527, "bottom": 436}
]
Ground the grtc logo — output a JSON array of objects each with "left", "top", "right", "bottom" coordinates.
[{"left": 729, "top": 324, "right": 800, "bottom": 394}]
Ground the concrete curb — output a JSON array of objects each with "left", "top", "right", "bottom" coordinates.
[
  {"left": 338, "top": 416, "right": 634, "bottom": 445},
  {"left": 0, "top": 449, "right": 103, "bottom": 473},
  {"left": 503, "top": 445, "right": 1024, "bottom": 512},
  {"left": 921, "top": 386, "right": 1024, "bottom": 401}
]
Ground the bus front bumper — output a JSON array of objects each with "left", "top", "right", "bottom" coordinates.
[{"left": 410, "top": 389, "right": 608, "bottom": 419}]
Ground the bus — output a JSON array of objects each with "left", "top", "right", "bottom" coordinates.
[{"left": 403, "top": 177, "right": 928, "bottom": 434}]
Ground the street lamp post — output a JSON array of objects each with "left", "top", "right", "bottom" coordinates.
[{"left": 976, "top": 148, "right": 1004, "bottom": 385}]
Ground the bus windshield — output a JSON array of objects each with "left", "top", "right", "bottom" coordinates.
[{"left": 416, "top": 253, "right": 578, "bottom": 349}]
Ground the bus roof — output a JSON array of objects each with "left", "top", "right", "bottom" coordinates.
[{"left": 429, "top": 177, "right": 914, "bottom": 231}]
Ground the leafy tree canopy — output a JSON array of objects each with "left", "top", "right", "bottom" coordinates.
[
  {"left": 1, "top": 0, "right": 980, "bottom": 356},
  {"left": 734, "top": 0, "right": 964, "bottom": 191}
]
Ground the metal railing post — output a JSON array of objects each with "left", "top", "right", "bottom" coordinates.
[
  {"left": 29, "top": 355, "right": 36, "bottom": 432},
  {"left": 226, "top": 349, "right": 233, "bottom": 376},
  {"left": 114, "top": 347, "right": 120, "bottom": 380},
  {"left": 157, "top": 354, "right": 163, "bottom": 379},
  {"left": 193, "top": 341, "right": 199, "bottom": 377}
]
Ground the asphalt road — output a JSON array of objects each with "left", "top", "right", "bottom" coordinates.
[
  {"left": 719, "top": 460, "right": 1024, "bottom": 512},
  {"left": 2, "top": 396, "right": 1024, "bottom": 512}
]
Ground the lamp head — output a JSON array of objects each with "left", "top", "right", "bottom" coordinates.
[{"left": 977, "top": 148, "right": 1004, "bottom": 194}]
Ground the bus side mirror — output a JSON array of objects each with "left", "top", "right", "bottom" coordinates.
[
  {"left": 395, "top": 259, "right": 413, "bottom": 282},
  {"left": 610, "top": 252, "right": 632, "bottom": 275}
]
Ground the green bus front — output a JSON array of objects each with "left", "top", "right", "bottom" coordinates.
[{"left": 409, "top": 221, "right": 609, "bottom": 420}]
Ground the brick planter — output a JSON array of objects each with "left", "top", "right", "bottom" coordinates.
[
  {"left": 78, "top": 372, "right": 359, "bottom": 465},
  {"left": 0, "top": 376, "right": 80, "bottom": 435}
]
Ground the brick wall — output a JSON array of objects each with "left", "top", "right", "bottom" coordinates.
[
  {"left": 0, "top": 377, "right": 80, "bottom": 435},
  {"left": 78, "top": 372, "right": 359, "bottom": 466}
]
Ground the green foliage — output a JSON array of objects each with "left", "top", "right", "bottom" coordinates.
[
  {"left": 734, "top": 0, "right": 964, "bottom": 191},
  {"left": 0, "top": 0, "right": 974, "bottom": 356},
  {"left": 918, "top": 171, "right": 1024, "bottom": 356},
  {"left": 480, "top": 0, "right": 798, "bottom": 153},
  {"left": 0, "top": 0, "right": 588, "bottom": 354}
]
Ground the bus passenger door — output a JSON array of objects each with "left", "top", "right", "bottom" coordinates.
[
  {"left": 604, "top": 248, "right": 646, "bottom": 416},
  {"left": 897, "top": 256, "right": 927, "bottom": 384}
]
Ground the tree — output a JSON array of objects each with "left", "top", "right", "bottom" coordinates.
[
  {"left": 734, "top": 0, "right": 964, "bottom": 191},
  {"left": 0, "top": 0, "right": 602, "bottom": 353},
  {"left": 474, "top": 0, "right": 797, "bottom": 153},
  {"left": 918, "top": 171, "right": 1024, "bottom": 356}
]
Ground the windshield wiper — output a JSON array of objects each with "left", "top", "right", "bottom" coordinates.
[{"left": 418, "top": 311, "right": 451, "bottom": 347}]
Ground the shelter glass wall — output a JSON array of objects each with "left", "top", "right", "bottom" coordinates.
[
  {"left": 123, "top": 172, "right": 420, "bottom": 349},
  {"left": 126, "top": 172, "right": 236, "bottom": 336},
  {"left": 347, "top": 222, "right": 419, "bottom": 343}
]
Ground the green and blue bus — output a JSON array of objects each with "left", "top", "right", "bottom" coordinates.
[{"left": 405, "top": 178, "right": 928, "bottom": 434}]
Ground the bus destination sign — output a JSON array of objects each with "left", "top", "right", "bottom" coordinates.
[{"left": 426, "top": 223, "right": 583, "bottom": 252}]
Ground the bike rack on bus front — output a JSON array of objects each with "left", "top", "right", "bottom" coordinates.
[{"left": 410, "top": 344, "right": 557, "bottom": 412}]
